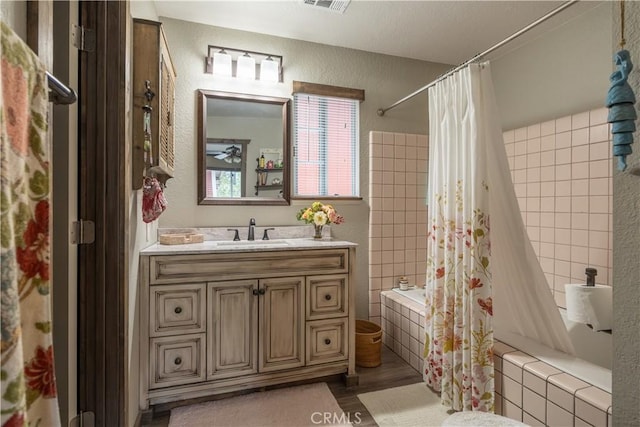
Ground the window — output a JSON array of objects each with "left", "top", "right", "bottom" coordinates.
[
  {"left": 292, "top": 82, "right": 363, "bottom": 198},
  {"left": 206, "top": 169, "right": 242, "bottom": 198}
]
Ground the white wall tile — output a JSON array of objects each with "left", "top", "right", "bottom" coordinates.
[
  {"left": 572, "top": 145, "right": 589, "bottom": 163},
  {"left": 589, "top": 124, "right": 610, "bottom": 144},
  {"left": 548, "top": 383, "right": 574, "bottom": 412},
  {"left": 589, "top": 107, "right": 608, "bottom": 126},
  {"left": 541, "top": 120, "right": 556, "bottom": 136},
  {"left": 503, "top": 375, "right": 523, "bottom": 407},
  {"left": 571, "top": 179, "right": 589, "bottom": 196},
  {"left": 556, "top": 115, "right": 572, "bottom": 133},
  {"left": 527, "top": 124, "right": 541, "bottom": 139},
  {"left": 547, "top": 401, "right": 573, "bottom": 426},
  {"left": 572, "top": 111, "right": 590, "bottom": 130},
  {"left": 523, "top": 387, "right": 546, "bottom": 423},
  {"left": 514, "top": 127, "right": 528, "bottom": 141},
  {"left": 503, "top": 399, "right": 523, "bottom": 423}
]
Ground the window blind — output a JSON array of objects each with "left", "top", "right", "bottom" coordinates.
[{"left": 293, "top": 93, "right": 360, "bottom": 197}]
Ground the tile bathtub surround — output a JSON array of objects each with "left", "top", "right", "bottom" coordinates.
[
  {"left": 382, "top": 290, "right": 613, "bottom": 425},
  {"left": 368, "top": 132, "right": 428, "bottom": 320},
  {"left": 495, "top": 343, "right": 612, "bottom": 427},
  {"left": 379, "top": 291, "right": 425, "bottom": 374},
  {"left": 503, "top": 107, "right": 613, "bottom": 308}
]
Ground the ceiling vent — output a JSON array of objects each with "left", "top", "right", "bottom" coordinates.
[{"left": 302, "top": 0, "right": 351, "bottom": 14}]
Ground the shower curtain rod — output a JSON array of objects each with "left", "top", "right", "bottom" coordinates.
[
  {"left": 377, "top": 0, "right": 579, "bottom": 117},
  {"left": 47, "top": 71, "right": 77, "bottom": 105}
]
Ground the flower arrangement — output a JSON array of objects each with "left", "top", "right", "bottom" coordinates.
[
  {"left": 296, "top": 201, "right": 344, "bottom": 238},
  {"left": 296, "top": 201, "right": 344, "bottom": 226}
]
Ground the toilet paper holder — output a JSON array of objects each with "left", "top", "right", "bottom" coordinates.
[
  {"left": 564, "top": 266, "right": 612, "bottom": 333},
  {"left": 585, "top": 268, "right": 597, "bottom": 286}
]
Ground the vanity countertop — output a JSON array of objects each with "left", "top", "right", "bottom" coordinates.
[{"left": 140, "top": 238, "right": 357, "bottom": 256}]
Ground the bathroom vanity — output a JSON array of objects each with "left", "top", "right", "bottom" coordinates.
[{"left": 138, "top": 234, "right": 357, "bottom": 410}]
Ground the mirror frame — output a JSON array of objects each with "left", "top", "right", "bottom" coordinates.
[{"left": 197, "top": 89, "right": 291, "bottom": 205}]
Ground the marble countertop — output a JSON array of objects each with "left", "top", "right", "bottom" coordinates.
[
  {"left": 140, "top": 225, "right": 356, "bottom": 255},
  {"left": 140, "top": 238, "right": 357, "bottom": 255}
]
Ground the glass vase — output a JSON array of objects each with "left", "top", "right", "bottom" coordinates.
[{"left": 313, "top": 224, "right": 324, "bottom": 239}]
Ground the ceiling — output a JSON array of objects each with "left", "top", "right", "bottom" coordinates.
[{"left": 153, "top": 0, "right": 600, "bottom": 66}]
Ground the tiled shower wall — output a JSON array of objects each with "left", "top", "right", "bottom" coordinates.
[
  {"left": 368, "top": 107, "right": 612, "bottom": 320},
  {"left": 368, "top": 132, "right": 428, "bottom": 325},
  {"left": 503, "top": 107, "right": 613, "bottom": 308}
]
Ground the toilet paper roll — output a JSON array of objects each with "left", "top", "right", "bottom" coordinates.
[{"left": 564, "top": 284, "right": 612, "bottom": 331}]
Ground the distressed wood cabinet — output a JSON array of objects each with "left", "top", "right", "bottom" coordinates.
[
  {"left": 132, "top": 19, "right": 176, "bottom": 189},
  {"left": 139, "top": 246, "right": 357, "bottom": 410}
]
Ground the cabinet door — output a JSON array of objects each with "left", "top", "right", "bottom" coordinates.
[
  {"left": 306, "top": 318, "right": 348, "bottom": 365},
  {"left": 208, "top": 280, "right": 258, "bottom": 380},
  {"left": 158, "top": 43, "right": 175, "bottom": 176},
  {"left": 306, "top": 274, "right": 348, "bottom": 320},
  {"left": 259, "top": 277, "right": 305, "bottom": 372},
  {"left": 150, "top": 283, "right": 205, "bottom": 337},
  {"left": 150, "top": 333, "right": 205, "bottom": 389}
]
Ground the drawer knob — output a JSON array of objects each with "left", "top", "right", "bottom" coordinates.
[
  {"left": 174, "top": 306, "right": 182, "bottom": 314},
  {"left": 174, "top": 357, "right": 182, "bottom": 365},
  {"left": 324, "top": 338, "right": 331, "bottom": 345},
  {"left": 325, "top": 294, "right": 332, "bottom": 301}
]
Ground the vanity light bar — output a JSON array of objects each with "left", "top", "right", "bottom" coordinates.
[{"left": 205, "top": 45, "right": 283, "bottom": 83}]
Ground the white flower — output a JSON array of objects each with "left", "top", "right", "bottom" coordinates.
[{"left": 313, "top": 211, "right": 328, "bottom": 226}]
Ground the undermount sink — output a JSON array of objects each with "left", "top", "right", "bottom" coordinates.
[{"left": 216, "top": 240, "right": 290, "bottom": 247}]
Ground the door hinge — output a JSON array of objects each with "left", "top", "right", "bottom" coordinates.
[
  {"left": 69, "top": 411, "right": 95, "bottom": 427},
  {"left": 71, "top": 220, "right": 95, "bottom": 245},
  {"left": 72, "top": 24, "right": 95, "bottom": 52}
]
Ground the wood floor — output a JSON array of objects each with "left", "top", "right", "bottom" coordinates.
[{"left": 142, "top": 345, "right": 423, "bottom": 427}]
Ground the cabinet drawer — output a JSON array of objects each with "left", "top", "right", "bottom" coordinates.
[
  {"left": 150, "top": 284, "right": 206, "bottom": 337},
  {"left": 306, "top": 318, "right": 348, "bottom": 365},
  {"left": 149, "top": 249, "right": 348, "bottom": 284},
  {"left": 306, "top": 274, "right": 348, "bottom": 320},
  {"left": 150, "top": 334, "right": 205, "bottom": 389}
]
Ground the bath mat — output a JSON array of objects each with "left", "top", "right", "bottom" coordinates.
[
  {"left": 169, "top": 382, "right": 350, "bottom": 427},
  {"left": 357, "top": 382, "right": 451, "bottom": 427}
]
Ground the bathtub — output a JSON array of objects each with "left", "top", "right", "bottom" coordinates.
[{"left": 380, "top": 288, "right": 613, "bottom": 426}]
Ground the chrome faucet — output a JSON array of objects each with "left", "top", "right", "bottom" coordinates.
[{"left": 248, "top": 218, "right": 256, "bottom": 241}]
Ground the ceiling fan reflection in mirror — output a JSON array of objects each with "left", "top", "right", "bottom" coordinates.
[{"left": 210, "top": 144, "right": 243, "bottom": 163}]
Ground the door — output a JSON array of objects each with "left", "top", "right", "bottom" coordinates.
[
  {"left": 77, "top": 1, "right": 128, "bottom": 425},
  {"left": 208, "top": 280, "right": 258, "bottom": 379},
  {"left": 259, "top": 277, "right": 305, "bottom": 372}
]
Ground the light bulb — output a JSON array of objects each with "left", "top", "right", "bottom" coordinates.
[
  {"left": 260, "top": 56, "right": 279, "bottom": 82},
  {"left": 213, "top": 49, "right": 232, "bottom": 76},
  {"left": 237, "top": 53, "right": 256, "bottom": 80}
]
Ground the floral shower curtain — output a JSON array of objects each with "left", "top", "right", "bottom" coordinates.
[
  {"left": 423, "top": 63, "right": 494, "bottom": 412},
  {"left": 424, "top": 62, "right": 575, "bottom": 412},
  {"left": 1, "top": 21, "right": 61, "bottom": 426}
]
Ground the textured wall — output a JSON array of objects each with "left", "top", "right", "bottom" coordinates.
[
  {"left": 492, "top": 2, "right": 612, "bottom": 130},
  {"left": 612, "top": 1, "right": 640, "bottom": 424},
  {"left": 158, "top": 17, "right": 451, "bottom": 318},
  {"left": 0, "top": 1, "right": 26, "bottom": 40}
]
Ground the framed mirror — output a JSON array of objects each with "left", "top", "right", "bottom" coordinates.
[{"left": 197, "top": 90, "right": 291, "bottom": 205}]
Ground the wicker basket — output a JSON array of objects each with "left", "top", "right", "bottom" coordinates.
[
  {"left": 158, "top": 233, "right": 204, "bottom": 245},
  {"left": 355, "top": 320, "right": 382, "bottom": 368}
]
